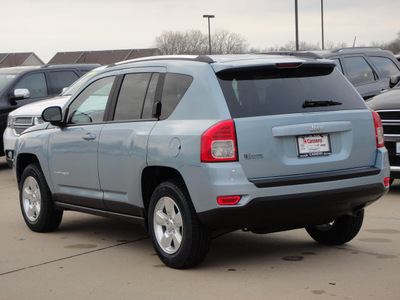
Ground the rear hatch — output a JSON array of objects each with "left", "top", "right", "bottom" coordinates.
[{"left": 216, "top": 61, "right": 378, "bottom": 181}]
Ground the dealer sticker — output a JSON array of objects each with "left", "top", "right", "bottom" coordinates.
[{"left": 297, "top": 134, "right": 331, "bottom": 158}]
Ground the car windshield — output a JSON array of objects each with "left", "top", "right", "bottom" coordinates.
[
  {"left": 61, "top": 66, "right": 107, "bottom": 96},
  {"left": 0, "top": 74, "right": 18, "bottom": 95}
]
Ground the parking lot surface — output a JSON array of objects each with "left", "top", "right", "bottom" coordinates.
[{"left": 0, "top": 157, "right": 399, "bottom": 299}]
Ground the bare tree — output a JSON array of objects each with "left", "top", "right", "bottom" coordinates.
[
  {"left": 183, "top": 30, "right": 208, "bottom": 54},
  {"left": 212, "top": 29, "right": 248, "bottom": 54},
  {"left": 382, "top": 31, "right": 400, "bottom": 54},
  {"left": 154, "top": 29, "right": 248, "bottom": 55},
  {"left": 154, "top": 31, "right": 188, "bottom": 55}
]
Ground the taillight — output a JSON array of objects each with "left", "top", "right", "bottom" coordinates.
[
  {"left": 201, "top": 120, "right": 238, "bottom": 162},
  {"left": 372, "top": 110, "right": 384, "bottom": 148},
  {"left": 276, "top": 62, "right": 302, "bottom": 68},
  {"left": 384, "top": 178, "right": 390, "bottom": 187}
]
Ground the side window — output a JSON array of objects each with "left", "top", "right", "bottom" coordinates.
[
  {"left": 68, "top": 76, "right": 115, "bottom": 124},
  {"left": 342, "top": 56, "right": 375, "bottom": 86},
  {"left": 50, "top": 71, "right": 79, "bottom": 94},
  {"left": 369, "top": 56, "right": 400, "bottom": 78},
  {"left": 15, "top": 73, "right": 48, "bottom": 98},
  {"left": 114, "top": 73, "right": 152, "bottom": 121},
  {"left": 160, "top": 73, "right": 193, "bottom": 119}
]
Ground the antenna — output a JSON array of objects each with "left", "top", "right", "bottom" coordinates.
[{"left": 353, "top": 36, "right": 357, "bottom": 47}]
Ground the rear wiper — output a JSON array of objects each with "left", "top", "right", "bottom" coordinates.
[{"left": 302, "top": 100, "right": 342, "bottom": 108}]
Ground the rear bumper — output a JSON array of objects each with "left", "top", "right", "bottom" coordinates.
[{"left": 198, "top": 183, "right": 387, "bottom": 232}]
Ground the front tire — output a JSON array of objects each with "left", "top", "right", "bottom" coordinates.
[
  {"left": 20, "top": 163, "right": 63, "bottom": 232},
  {"left": 148, "top": 180, "right": 211, "bottom": 269},
  {"left": 306, "top": 209, "right": 364, "bottom": 245}
]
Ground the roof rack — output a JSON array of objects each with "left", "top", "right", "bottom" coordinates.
[
  {"left": 332, "top": 47, "right": 382, "bottom": 53},
  {"left": 110, "top": 55, "right": 215, "bottom": 68}
]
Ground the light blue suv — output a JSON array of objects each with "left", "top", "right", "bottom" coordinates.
[{"left": 14, "top": 55, "right": 390, "bottom": 269}]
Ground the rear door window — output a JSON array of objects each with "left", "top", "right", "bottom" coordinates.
[
  {"left": 113, "top": 73, "right": 152, "bottom": 121},
  {"left": 369, "top": 56, "right": 400, "bottom": 78},
  {"left": 50, "top": 71, "right": 80, "bottom": 95},
  {"left": 217, "top": 66, "right": 366, "bottom": 118},
  {"left": 342, "top": 56, "right": 375, "bottom": 86}
]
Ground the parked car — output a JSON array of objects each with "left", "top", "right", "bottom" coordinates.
[
  {"left": 0, "top": 63, "right": 100, "bottom": 157},
  {"left": 367, "top": 74, "right": 400, "bottom": 183},
  {"left": 14, "top": 54, "right": 390, "bottom": 269},
  {"left": 3, "top": 66, "right": 106, "bottom": 167},
  {"left": 264, "top": 48, "right": 400, "bottom": 99}
]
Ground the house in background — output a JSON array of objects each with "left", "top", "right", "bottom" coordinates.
[
  {"left": 0, "top": 53, "right": 44, "bottom": 68},
  {"left": 48, "top": 48, "right": 161, "bottom": 65}
]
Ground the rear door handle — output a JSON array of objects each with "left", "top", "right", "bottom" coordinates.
[{"left": 82, "top": 133, "right": 96, "bottom": 141}]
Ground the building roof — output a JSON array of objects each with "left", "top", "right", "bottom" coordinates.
[
  {"left": 48, "top": 48, "right": 161, "bottom": 65},
  {"left": 0, "top": 52, "right": 44, "bottom": 68}
]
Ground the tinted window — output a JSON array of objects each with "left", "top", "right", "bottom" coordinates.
[
  {"left": 369, "top": 56, "right": 400, "bottom": 78},
  {"left": 160, "top": 73, "right": 193, "bottom": 119},
  {"left": 50, "top": 71, "right": 79, "bottom": 94},
  {"left": 342, "top": 56, "right": 375, "bottom": 85},
  {"left": 217, "top": 67, "right": 366, "bottom": 118},
  {"left": 0, "top": 74, "right": 17, "bottom": 94},
  {"left": 68, "top": 76, "right": 115, "bottom": 124},
  {"left": 114, "top": 73, "right": 152, "bottom": 121},
  {"left": 15, "top": 73, "right": 48, "bottom": 98}
]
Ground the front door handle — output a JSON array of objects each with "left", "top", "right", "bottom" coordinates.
[{"left": 82, "top": 133, "right": 96, "bottom": 141}]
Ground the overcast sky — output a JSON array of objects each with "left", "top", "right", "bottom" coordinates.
[{"left": 2, "top": 0, "right": 399, "bottom": 62}]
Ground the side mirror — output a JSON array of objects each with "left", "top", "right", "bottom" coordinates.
[
  {"left": 42, "top": 106, "right": 64, "bottom": 126},
  {"left": 9, "top": 88, "right": 30, "bottom": 104},
  {"left": 389, "top": 75, "right": 400, "bottom": 88},
  {"left": 61, "top": 87, "right": 68, "bottom": 94}
]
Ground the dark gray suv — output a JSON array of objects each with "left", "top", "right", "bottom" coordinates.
[{"left": 266, "top": 48, "right": 400, "bottom": 100}]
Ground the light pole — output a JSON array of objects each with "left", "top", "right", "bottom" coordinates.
[
  {"left": 203, "top": 14, "right": 215, "bottom": 55},
  {"left": 294, "top": 0, "right": 299, "bottom": 51},
  {"left": 321, "top": 0, "right": 325, "bottom": 50}
]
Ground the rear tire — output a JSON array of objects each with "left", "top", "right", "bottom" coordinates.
[
  {"left": 148, "top": 180, "right": 211, "bottom": 269},
  {"left": 306, "top": 209, "right": 364, "bottom": 245},
  {"left": 20, "top": 163, "right": 63, "bottom": 232}
]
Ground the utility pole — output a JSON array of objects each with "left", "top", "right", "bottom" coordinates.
[
  {"left": 203, "top": 15, "right": 215, "bottom": 55},
  {"left": 295, "top": 0, "right": 299, "bottom": 51},
  {"left": 321, "top": 0, "right": 325, "bottom": 49}
]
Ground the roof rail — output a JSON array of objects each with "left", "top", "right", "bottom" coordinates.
[
  {"left": 110, "top": 55, "right": 215, "bottom": 68},
  {"left": 332, "top": 47, "right": 382, "bottom": 53}
]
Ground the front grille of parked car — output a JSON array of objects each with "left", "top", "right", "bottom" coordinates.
[
  {"left": 14, "top": 117, "right": 34, "bottom": 126},
  {"left": 377, "top": 110, "right": 400, "bottom": 136},
  {"left": 386, "top": 141, "right": 400, "bottom": 166},
  {"left": 377, "top": 111, "right": 400, "bottom": 120},
  {"left": 382, "top": 124, "right": 400, "bottom": 135},
  {"left": 13, "top": 117, "right": 44, "bottom": 135}
]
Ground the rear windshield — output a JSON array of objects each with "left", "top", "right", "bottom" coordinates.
[{"left": 217, "top": 66, "right": 366, "bottom": 118}]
